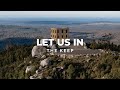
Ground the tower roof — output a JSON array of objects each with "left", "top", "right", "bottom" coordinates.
[{"left": 51, "top": 27, "right": 69, "bottom": 30}]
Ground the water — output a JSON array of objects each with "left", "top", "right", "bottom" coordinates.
[{"left": 1, "top": 17, "right": 120, "bottom": 26}]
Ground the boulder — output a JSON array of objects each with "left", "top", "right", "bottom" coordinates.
[
  {"left": 40, "top": 57, "right": 51, "bottom": 67},
  {"left": 37, "top": 73, "right": 43, "bottom": 79},
  {"left": 53, "top": 67, "right": 56, "bottom": 71},
  {"left": 39, "top": 66, "right": 43, "bottom": 70},
  {"left": 46, "top": 76, "right": 52, "bottom": 79},
  {"left": 36, "top": 68, "right": 42, "bottom": 74},
  {"left": 30, "top": 76, "right": 36, "bottom": 79},
  {"left": 36, "top": 70, "right": 39, "bottom": 74},
  {"left": 41, "top": 55, "right": 46, "bottom": 59},
  {"left": 36, "top": 70, "right": 40, "bottom": 74},
  {"left": 86, "top": 59, "right": 91, "bottom": 62},
  {"left": 51, "top": 44, "right": 57, "bottom": 49},
  {"left": 25, "top": 66, "right": 35, "bottom": 74},
  {"left": 32, "top": 46, "right": 47, "bottom": 58},
  {"left": 29, "top": 61, "right": 32, "bottom": 64}
]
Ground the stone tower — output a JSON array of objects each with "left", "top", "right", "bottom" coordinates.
[{"left": 51, "top": 27, "right": 69, "bottom": 41}]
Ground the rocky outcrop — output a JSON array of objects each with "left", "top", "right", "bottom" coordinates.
[{"left": 32, "top": 46, "right": 47, "bottom": 58}]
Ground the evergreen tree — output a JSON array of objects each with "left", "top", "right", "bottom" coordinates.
[{"left": 67, "top": 64, "right": 75, "bottom": 79}]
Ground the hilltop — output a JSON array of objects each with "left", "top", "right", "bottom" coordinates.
[{"left": 0, "top": 43, "right": 120, "bottom": 79}]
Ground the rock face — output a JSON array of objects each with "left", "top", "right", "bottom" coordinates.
[
  {"left": 32, "top": 46, "right": 47, "bottom": 58},
  {"left": 40, "top": 58, "right": 51, "bottom": 67},
  {"left": 25, "top": 66, "right": 35, "bottom": 74}
]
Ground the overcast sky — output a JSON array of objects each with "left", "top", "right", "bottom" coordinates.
[{"left": 0, "top": 11, "right": 120, "bottom": 18}]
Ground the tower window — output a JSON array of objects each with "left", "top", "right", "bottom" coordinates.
[
  {"left": 57, "top": 35, "right": 59, "bottom": 38},
  {"left": 57, "top": 30, "right": 59, "bottom": 33},
  {"left": 66, "top": 35, "right": 67, "bottom": 38},
  {"left": 66, "top": 30, "right": 67, "bottom": 33},
  {"left": 62, "top": 30, "right": 63, "bottom": 33},
  {"left": 62, "top": 35, "right": 63, "bottom": 38}
]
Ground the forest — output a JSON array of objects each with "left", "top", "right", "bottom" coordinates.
[
  {"left": 87, "top": 40, "right": 120, "bottom": 52},
  {"left": 0, "top": 41, "right": 120, "bottom": 79}
]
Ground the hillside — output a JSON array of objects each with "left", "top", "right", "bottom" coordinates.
[{"left": 0, "top": 44, "right": 120, "bottom": 79}]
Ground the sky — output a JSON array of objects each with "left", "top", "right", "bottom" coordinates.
[{"left": 0, "top": 11, "right": 120, "bottom": 18}]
